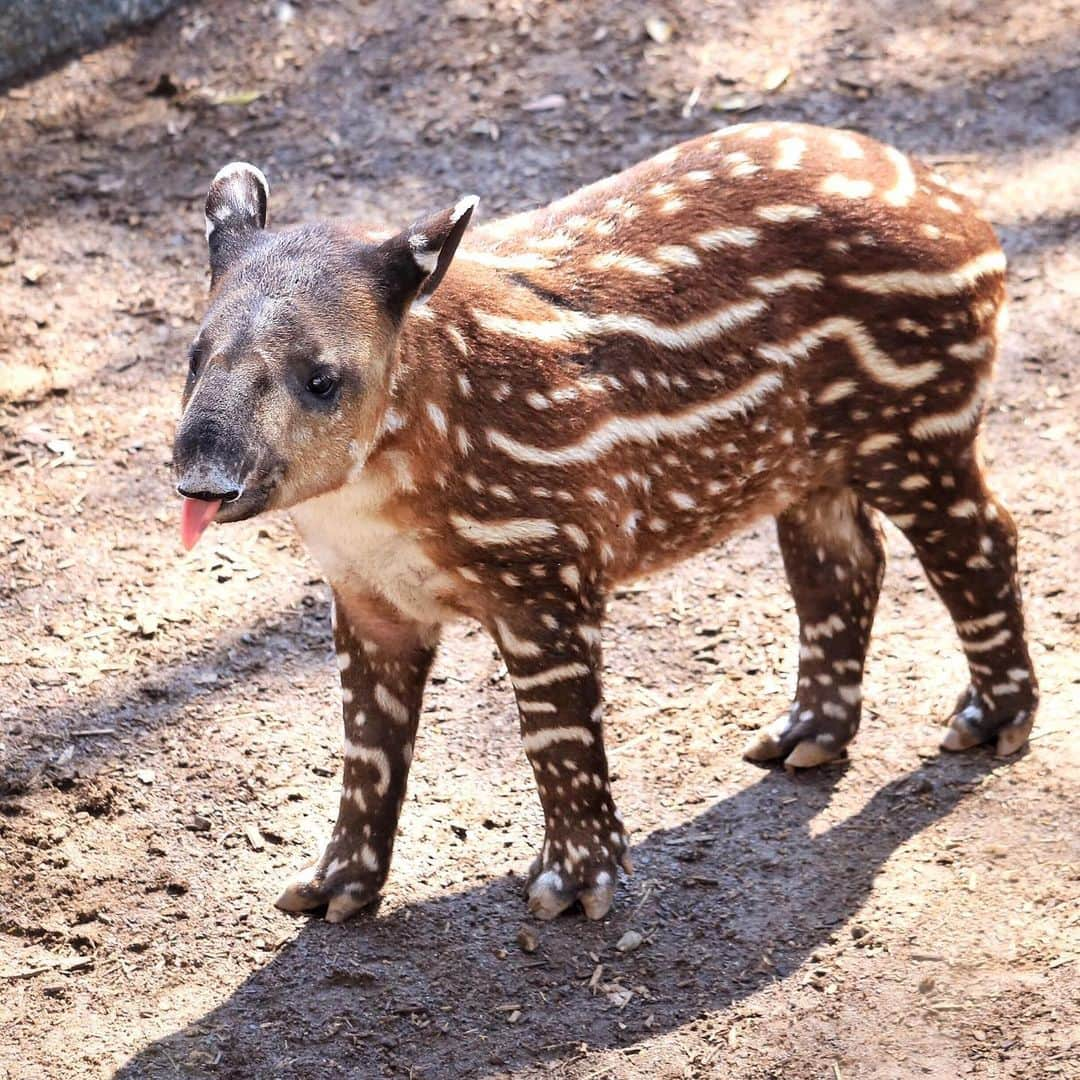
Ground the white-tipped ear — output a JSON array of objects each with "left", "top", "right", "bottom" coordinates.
[
  {"left": 204, "top": 162, "right": 270, "bottom": 282},
  {"left": 450, "top": 194, "right": 479, "bottom": 226},
  {"left": 405, "top": 195, "right": 479, "bottom": 303},
  {"left": 373, "top": 195, "right": 478, "bottom": 317}
]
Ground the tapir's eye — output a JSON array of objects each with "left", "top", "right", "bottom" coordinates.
[
  {"left": 187, "top": 342, "right": 203, "bottom": 378},
  {"left": 305, "top": 370, "right": 338, "bottom": 399}
]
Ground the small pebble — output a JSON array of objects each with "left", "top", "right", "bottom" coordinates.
[{"left": 516, "top": 925, "right": 538, "bottom": 954}]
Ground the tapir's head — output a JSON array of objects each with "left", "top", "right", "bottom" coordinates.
[{"left": 172, "top": 162, "right": 476, "bottom": 549}]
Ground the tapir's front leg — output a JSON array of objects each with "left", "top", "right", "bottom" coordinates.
[
  {"left": 491, "top": 597, "right": 631, "bottom": 921},
  {"left": 276, "top": 590, "right": 438, "bottom": 923}
]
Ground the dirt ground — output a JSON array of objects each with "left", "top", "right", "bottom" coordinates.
[{"left": 1, "top": 1, "right": 1077, "bottom": 1077}]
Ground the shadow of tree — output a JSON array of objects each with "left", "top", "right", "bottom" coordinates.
[
  {"left": 112, "top": 751, "right": 1000, "bottom": 1078},
  {"left": 0, "top": 0, "right": 1076, "bottom": 233}
]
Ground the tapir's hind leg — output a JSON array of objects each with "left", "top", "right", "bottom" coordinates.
[
  {"left": 744, "top": 488, "right": 886, "bottom": 768},
  {"left": 856, "top": 445, "right": 1038, "bottom": 755}
]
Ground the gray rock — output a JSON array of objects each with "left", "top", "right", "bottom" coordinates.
[{"left": 0, "top": 0, "right": 179, "bottom": 85}]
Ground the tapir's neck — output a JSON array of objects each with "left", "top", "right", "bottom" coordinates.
[
  {"left": 362, "top": 261, "right": 529, "bottom": 497},
  {"left": 335, "top": 280, "right": 482, "bottom": 520}
]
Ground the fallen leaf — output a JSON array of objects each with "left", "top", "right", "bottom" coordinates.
[
  {"left": 522, "top": 94, "right": 566, "bottom": 112},
  {"left": 644, "top": 16, "right": 673, "bottom": 44},
  {"left": 763, "top": 64, "right": 791, "bottom": 91},
  {"left": 212, "top": 89, "right": 262, "bottom": 107}
]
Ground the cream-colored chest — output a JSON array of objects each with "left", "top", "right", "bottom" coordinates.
[{"left": 290, "top": 476, "right": 458, "bottom": 627}]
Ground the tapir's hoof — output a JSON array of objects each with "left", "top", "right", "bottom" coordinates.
[
  {"left": 275, "top": 851, "right": 383, "bottom": 923},
  {"left": 524, "top": 837, "right": 632, "bottom": 921},
  {"left": 939, "top": 689, "right": 1034, "bottom": 759},
  {"left": 526, "top": 864, "right": 619, "bottom": 921},
  {"left": 742, "top": 710, "right": 850, "bottom": 769}
]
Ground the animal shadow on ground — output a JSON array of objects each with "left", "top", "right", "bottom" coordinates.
[{"left": 112, "top": 751, "right": 1002, "bottom": 1078}]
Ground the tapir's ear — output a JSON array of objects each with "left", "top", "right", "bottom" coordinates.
[
  {"left": 376, "top": 195, "right": 478, "bottom": 314},
  {"left": 204, "top": 162, "right": 270, "bottom": 284}
]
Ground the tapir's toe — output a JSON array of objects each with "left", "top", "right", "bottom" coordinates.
[
  {"left": 524, "top": 829, "right": 631, "bottom": 922},
  {"left": 275, "top": 847, "right": 383, "bottom": 923},
  {"left": 527, "top": 865, "right": 619, "bottom": 922},
  {"left": 939, "top": 687, "right": 1035, "bottom": 759}
]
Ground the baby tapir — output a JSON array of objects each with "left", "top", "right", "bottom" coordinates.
[{"left": 173, "top": 122, "right": 1038, "bottom": 923}]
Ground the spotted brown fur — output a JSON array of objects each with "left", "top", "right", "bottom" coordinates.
[{"left": 174, "top": 121, "right": 1038, "bottom": 923}]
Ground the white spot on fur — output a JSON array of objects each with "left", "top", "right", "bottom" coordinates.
[
  {"left": 840, "top": 250, "right": 1006, "bottom": 297},
  {"left": 774, "top": 137, "right": 806, "bottom": 171},
  {"left": 425, "top": 402, "right": 448, "bottom": 435},
  {"left": 821, "top": 174, "right": 875, "bottom": 199},
  {"left": 751, "top": 269, "right": 823, "bottom": 295},
  {"left": 512, "top": 664, "right": 591, "bottom": 692},
  {"left": 472, "top": 297, "right": 766, "bottom": 350},
  {"left": 343, "top": 740, "right": 391, "bottom": 796},
  {"left": 760, "top": 317, "right": 941, "bottom": 388},
  {"left": 858, "top": 432, "right": 899, "bottom": 454},
  {"left": 486, "top": 371, "right": 782, "bottom": 468},
  {"left": 655, "top": 244, "right": 701, "bottom": 268},
  {"left": 495, "top": 617, "right": 542, "bottom": 658},
  {"left": 375, "top": 683, "right": 410, "bottom": 724},
  {"left": 949, "top": 499, "right": 979, "bottom": 518},
  {"left": 562, "top": 523, "right": 589, "bottom": 550},
  {"left": 519, "top": 700, "right": 558, "bottom": 714},
  {"left": 956, "top": 611, "right": 1007, "bottom": 635},
  {"left": 962, "top": 628, "right": 1013, "bottom": 654},
  {"left": 910, "top": 377, "right": 989, "bottom": 440},
  {"left": 450, "top": 514, "right": 559, "bottom": 546},
  {"left": 882, "top": 146, "right": 917, "bottom": 206},
  {"left": 522, "top": 725, "right": 595, "bottom": 753},
  {"left": 755, "top": 203, "right": 819, "bottom": 223},
  {"left": 695, "top": 225, "right": 760, "bottom": 249}
]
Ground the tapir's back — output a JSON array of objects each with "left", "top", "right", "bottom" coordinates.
[
  {"left": 466, "top": 120, "right": 1002, "bottom": 323},
  {"left": 452, "top": 122, "right": 1004, "bottom": 439},
  {"left": 415, "top": 121, "right": 1005, "bottom": 579}
]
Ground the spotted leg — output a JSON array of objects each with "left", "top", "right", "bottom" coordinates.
[
  {"left": 491, "top": 603, "right": 630, "bottom": 921},
  {"left": 864, "top": 453, "right": 1038, "bottom": 755},
  {"left": 744, "top": 488, "right": 886, "bottom": 768},
  {"left": 276, "top": 591, "right": 438, "bottom": 923}
]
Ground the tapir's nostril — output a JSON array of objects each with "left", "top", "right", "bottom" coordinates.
[{"left": 176, "top": 482, "right": 243, "bottom": 503}]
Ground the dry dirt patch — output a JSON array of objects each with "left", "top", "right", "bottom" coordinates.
[{"left": 1, "top": 2, "right": 1077, "bottom": 1077}]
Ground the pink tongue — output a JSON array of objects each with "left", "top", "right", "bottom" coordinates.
[{"left": 180, "top": 497, "right": 222, "bottom": 551}]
